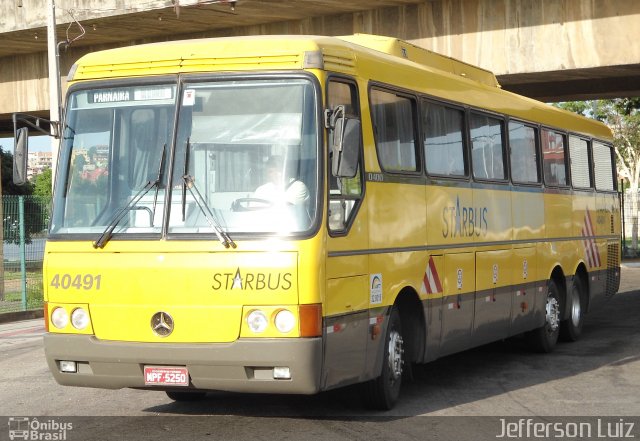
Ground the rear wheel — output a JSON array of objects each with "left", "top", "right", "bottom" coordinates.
[
  {"left": 166, "top": 390, "right": 207, "bottom": 402},
  {"left": 362, "top": 308, "right": 404, "bottom": 410},
  {"left": 527, "top": 280, "right": 561, "bottom": 353},
  {"left": 560, "top": 277, "right": 585, "bottom": 342}
]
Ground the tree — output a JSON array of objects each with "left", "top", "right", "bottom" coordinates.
[
  {"left": 0, "top": 148, "right": 50, "bottom": 245},
  {"left": 33, "top": 168, "right": 53, "bottom": 198},
  {"left": 0, "top": 148, "right": 33, "bottom": 196},
  {"left": 555, "top": 99, "right": 640, "bottom": 251}
]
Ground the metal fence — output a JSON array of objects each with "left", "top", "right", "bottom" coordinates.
[
  {"left": 1, "top": 195, "right": 50, "bottom": 314},
  {"left": 621, "top": 190, "right": 640, "bottom": 257}
]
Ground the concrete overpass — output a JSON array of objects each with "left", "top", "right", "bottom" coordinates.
[{"left": 1, "top": 0, "right": 639, "bottom": 136}]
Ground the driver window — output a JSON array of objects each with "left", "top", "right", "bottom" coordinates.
[{"left": 327, "top": 78, "right": 363, "bottom": 233}]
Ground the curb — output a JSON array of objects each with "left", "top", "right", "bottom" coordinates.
[{"left": 0, "top": 308, "right": 44, "bottom": 324}]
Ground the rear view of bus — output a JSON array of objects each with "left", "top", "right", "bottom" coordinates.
[{"left": 43, "top": 39, "right": 327, "bottom": 400}]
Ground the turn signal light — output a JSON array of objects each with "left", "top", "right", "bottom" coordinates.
[{"left": 299, "top": 304, "right": 322, "bottom": 337}]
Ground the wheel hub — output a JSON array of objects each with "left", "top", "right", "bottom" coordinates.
[
  {"left": 546, "top": 295, "right": 560, "bottom": 332},
  {"left": 570, "top": 289, "right": 581, "bottom": 327},
  {"left": 388, "top": 330, "right": 404, "bottom": 381}
]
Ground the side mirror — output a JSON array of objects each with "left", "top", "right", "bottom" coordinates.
[
  {"left": 331, "top": 116, "right": 361, "bottom": 178},
  {"left": 13, "top": 127, "right": 29, "bottom": 186}
]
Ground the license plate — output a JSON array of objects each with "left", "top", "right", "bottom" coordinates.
[{"left": 144, "top": 366, "right": 189, "bottom": 386}]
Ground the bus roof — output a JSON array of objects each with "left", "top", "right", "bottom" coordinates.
[
  {"left": 68, "top": 34, "right": 612, "bottom": 141},
  {"left": 338, "top": 34, "right": 500, "bottom": 88}
]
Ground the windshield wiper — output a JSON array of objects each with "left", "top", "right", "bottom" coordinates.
[
  {"left": 182, "top": 175, "right": 236, "bottom": 249},
  {"left": 151, "top": 144, "right": 167, "bottom": 221},
  {"left": 181, "top": 137, "right": 191, "bottom": 222},
  {"left": 180, "top": 137, "right": 235, "bottom": 248},
  {"left": 93, "top": 144, "right": 167, "bottom": 249}
]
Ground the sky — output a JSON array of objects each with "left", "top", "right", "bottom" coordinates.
[{"left": 0, "top": 135, "right": 52, "bottom": 154}]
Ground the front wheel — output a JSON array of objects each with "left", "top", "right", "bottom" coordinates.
[
  {"left": 526, "top": 280, "right": 561, "bottom": 353},
  {"left": 560, "top": 277, "right": 585, "bottom": 342},
  {"left": 362, "top": 308, "right": 404, "bottom": 410}
]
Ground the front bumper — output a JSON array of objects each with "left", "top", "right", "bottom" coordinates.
[{"left": 44, "top": 333, "right": 322, "bottom": 394}]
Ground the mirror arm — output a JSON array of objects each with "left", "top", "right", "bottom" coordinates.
[
  {"left": 323, "top": 108, "right": 333, "bottom": 129},
  {"left": 12, "top": 113, "right": 60, "bottom": 138},
  {"left": 324, "top": 105, "right": 346, "bottom": 130}
]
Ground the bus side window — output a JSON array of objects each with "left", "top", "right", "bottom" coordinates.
[
  {"left": 422, "top": 100, "right": 466, "bottom": 177},
  {"left": 541, "top": 129, "right": 568, "bottom": 187},
  {"left": 370, "top": 89, "right": 418, "bottom": 173},
  {"left": 470, "top": 112, "right": 506, "bottom": 181},
  {"left": 509, "top": 121, "right": 540, "bottom": 185},
  {"left": 593, "top": 141, "right": 615, "bottom": 191},
  {"left": 327, "top": 79, "right": 363, "bottom": 232},
  {"left": 569, "top": 135, "right": 592, "bottom": 189}
]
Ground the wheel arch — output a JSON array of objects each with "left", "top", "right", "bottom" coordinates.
[
  {"left": 549, "top": 265, "right": 568, "bottom": 319},
  {"left": 393, "top": 286, "right": 426, "bottom": 364},
  {"left": 573, "top": 262, "right": 591, "bottom": 313}
]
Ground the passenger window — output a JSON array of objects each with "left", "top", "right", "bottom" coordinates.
[
  {"left": 328, "top": 79, "right": 363, "bottom": 232},
  {"left": 470, "top": 113, "right": 506, "bottom": 180},
  {"left": 509, "top": 122, "right": 539, "bottom": 184},
  {"left": 569, "top": 136, "right": 592, "bottom": 189},
  {"left": 542, "top": 129, "right": 568, "bottom": 187},
  {"left": 422, "top": 101, "right": 466, "bottom": 177},
  {"left": 370, "top": 89, "right": 419, "bottom": 172},
  {"left": 593, "top": 141, "right": 615, "bottom": 191}
]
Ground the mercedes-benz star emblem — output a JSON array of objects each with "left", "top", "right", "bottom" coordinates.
[{"left": 151, "top": 312, "right": 174, "bottom": 337}]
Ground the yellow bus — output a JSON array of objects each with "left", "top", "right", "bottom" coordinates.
[{"left": 16, "top": 34, "right": 620, "bottom": 410}]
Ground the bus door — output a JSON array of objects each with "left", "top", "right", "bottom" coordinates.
[{"left": 323, "top": 77, "right": 369, "bottom": 389}]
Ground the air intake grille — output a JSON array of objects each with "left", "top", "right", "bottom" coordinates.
[
  {"left": 605, "top": 242, "right": 620, "bottom": 298},
  {"left": 611, "top": 214, "right": 615, "bottom": 234}
]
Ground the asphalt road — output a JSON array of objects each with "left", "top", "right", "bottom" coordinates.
[{"left": 1, "top": 265, "right": 639, "bottom": 440}]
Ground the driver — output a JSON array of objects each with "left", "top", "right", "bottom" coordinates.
[{"left": 255, "top": 156, "right": 309, "bottom": 207}]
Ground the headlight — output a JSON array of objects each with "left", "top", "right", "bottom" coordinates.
[
  {"left": 274, "top": 309, "right": 295, "bottom": 333},
  {"left": 51, "top": 307, "right": 69, "bottom": 329},
  {"left": 247, "top": 310, "right": 268, "bottom": 333},
  {"left": 71, "top": 308, "right": 90, "bottom": 330}
]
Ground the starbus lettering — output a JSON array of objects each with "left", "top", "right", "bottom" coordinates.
[
  {"left": 442, "top": 196, "right": 489, "bottom": 238},
  {"left": 212, "top": 267, "right": 293, "bottom": 291}
]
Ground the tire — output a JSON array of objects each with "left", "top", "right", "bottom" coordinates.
[
  {"left": 560, "top": 277, "right": 585, "bottom": 342},
  {"left": 362, "top": 308, "right": 404, "bottom": 410},
  {"left": 526, "top": 280, "right": 561, "bottom": 353},
  {"left": 166, "top": 390, "right": 207, "bottom": 402}
]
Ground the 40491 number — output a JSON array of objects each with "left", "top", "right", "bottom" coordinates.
[{"left": 50, "top": 274, "right": 102, "bottom": 290}]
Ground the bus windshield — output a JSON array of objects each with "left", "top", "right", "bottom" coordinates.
[
  {"left": 169, "top": 78, "right": 319, "bottom": 235},
  {"left": 51, "top": 84, "right": 177, "bottom": 236},
  {"left": 51, "top": 77, "right": 320, "bottom": 238}
]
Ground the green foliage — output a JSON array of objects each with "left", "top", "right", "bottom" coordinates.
[
  {"left": 3, "top": 286, "right": 44, "bottom": 309},
  {"left": 33, "top": 168, "right": 53, "bottom": 198},
  {"left": 553, "top": 99, "right": 640, "bottom": 190},
  {"left": 0, "top": 148, "right": 33, "bottom": 196},
  {"left": 3, "top": 195, "right": 50, "bottom": 245},
  {"left": 554, "top": 101, "right": 592, "bottom": 117},
  {"left": 0, "top": 149, "right": 51, "bottom": 244}
]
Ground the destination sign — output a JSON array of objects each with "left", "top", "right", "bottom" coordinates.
[{"left": 88, "top": 87, "right": 174, "bottom": 104}]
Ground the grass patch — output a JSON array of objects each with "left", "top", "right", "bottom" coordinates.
[{"left": 2, "top": 290, "right": 43, "bottom": 309}]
